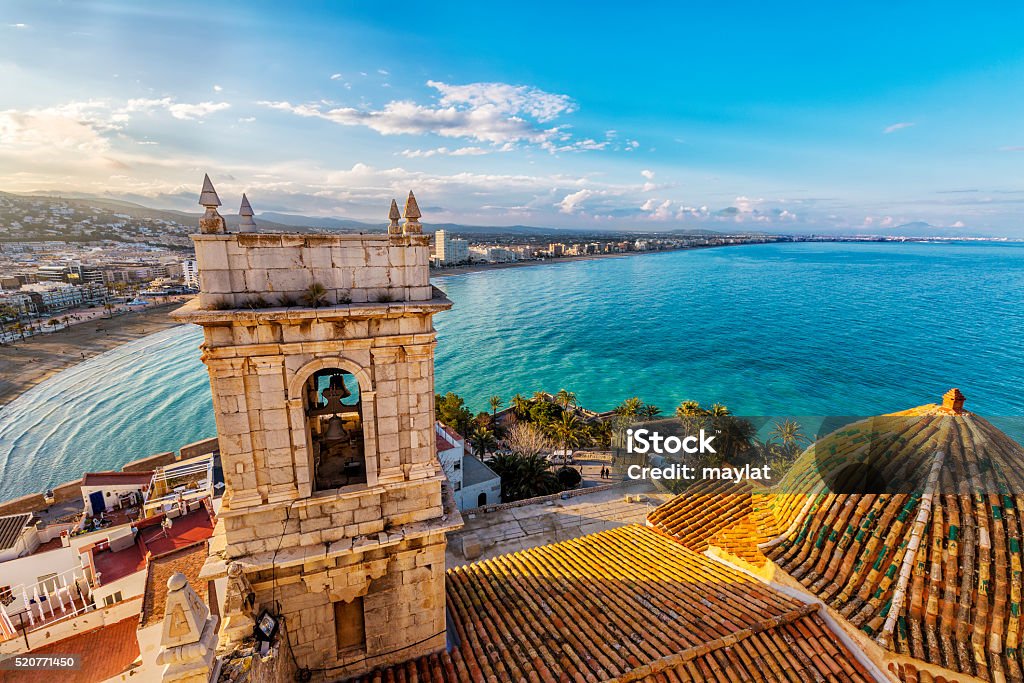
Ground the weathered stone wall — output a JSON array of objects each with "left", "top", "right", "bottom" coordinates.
[
  {"left": 192, "top": 233, "right": 432, "bottom": 310},
  {"left": 194, "top": 313, "right": 444, "bottom": 515},
  {"left": 220, "top": 479, "right": 443, "bottom": 560},
  {"left": 248, "top": 533, "right": 447, "bottom": 678},
  {"left": 121, "top": 450, "right": 176, "bottom": 472},
  {"left": 180, "top": 437, "right": 220, "bottom": 461}
]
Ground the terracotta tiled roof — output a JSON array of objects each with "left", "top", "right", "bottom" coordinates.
[
  {"left": 646, "top": 480, "right": 782, "bottom": 565},
  {"left": 139, "top": 542, "right": 209, "bottom": 627},
  {"left": 348, "top": 525, "right": 871, "bottom": 682},
  {"left": 763, "top": 402, "right": 1024, "bottom": 683},
  {"left": 645, "top": 393, "right": 1024, "bottom": 683},
  {"left": 11, "top": 616, "right": 140, "bottom": 683}
]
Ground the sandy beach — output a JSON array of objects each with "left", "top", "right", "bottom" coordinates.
[
  {"left": 431, "top": 251, "right": 640, "bottom": 278},
  {"left": 0, "top": 300, "right": 188, "bottom": 407}
]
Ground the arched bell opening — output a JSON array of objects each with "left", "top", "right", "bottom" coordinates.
[{"left": 305, "top": 369, "right": 366, "bottom": 491}]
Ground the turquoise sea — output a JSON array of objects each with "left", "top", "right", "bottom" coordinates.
[{"left": 1, "top": 241, "right": 1023, "bottom": 499}]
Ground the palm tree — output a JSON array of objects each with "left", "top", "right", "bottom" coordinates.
[
  {"left": 613, "top": 397, "right": 643, "bottom": 418},
  {"left": 590, "top": 420, "right": 614, "bottom": 449},
  {"left": 510, "top": 393, "right": 532, "bottom": 420},
  {"left": 488, "top": 395, "right": 503, "bottom": 420},
  {"left": 639, "top": 404, "right": 661, "bottom": 420},
  {"left": 707, "top": 405, "right": 755, "bottom": 462},
  {"left": 554, "top": 389, "right": 577, "bottom": 412},
  {"left": 486, "top": 452, "right": 561, "bottom": 502},
  {"left": 301, "top": 282, "right": 329, "bottom": 308},
  {"left": 769, "top": 419, "right": 810, "bottom": 456},
  {"left": 551, "top": 412, "right": 585, "bottom": 455},
  {"left": 470, "top": 425, "right": 496, "bottom": 458}
]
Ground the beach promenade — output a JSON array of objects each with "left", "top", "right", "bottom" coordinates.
[{"left": 0, "top": 299, "right": 187, "bottom": 406}]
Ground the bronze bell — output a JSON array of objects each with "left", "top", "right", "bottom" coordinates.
[
  {"left": 324, "top": 415, "right": 346, "bottom": 441},
  {"left": 327, "top": 374, "right": 351, "bottom": 399}
]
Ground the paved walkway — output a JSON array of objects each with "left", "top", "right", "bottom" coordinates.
[{"left": 446, "top": 479, "right": 671, "bottom": 567}]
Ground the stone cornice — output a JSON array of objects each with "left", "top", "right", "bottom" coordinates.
[{"left": 171, "top": 294, "right": 452, "bottom": 324}]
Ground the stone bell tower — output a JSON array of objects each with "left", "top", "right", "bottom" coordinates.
[{"left": 173, "top": 177, "right": 460, "bottom": 679}]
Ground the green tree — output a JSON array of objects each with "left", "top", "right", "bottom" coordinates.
[
  {"left": 470, "top": 425, "right": 496, "bottom": 458},
  {"left": 639, "top": 403, "right": 661, "bottom": 420},
  {"left": 769, "top": 418, "right": 810, "bottom": 456},
  {"left": 553, "top": 389, "right": 577, "bottom": 412},
  {"left": 551, "top": 412, "right": 586, "bottom": 454},
  {"left": 486, "top": 453, "right": 561, "bottom": 502},
  {"left": 488, "top": 395, "right": 503, "bottom": 420},
  {"left": 613, "top": 397, "right": 643, "bottom": 418},
  {"left": 529, "top": 400, "right": 562, "bottom": 427},
  {"left": 708, "top": 405, "right": 755, "bottom": 463},
  {"left": 435, "top": 392, "right": 473, "bottom": 435},
  {"left": 590, "top": 420, "right": 614, "bottom": 449},
  {"left": 510, "top": 393, "right": 532, "bottom": 420}
]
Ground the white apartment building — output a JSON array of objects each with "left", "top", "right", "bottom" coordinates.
[
  {"left": 182, "top": 259, "right": 200, "bottom": 289},
  {"left": 434, "top": 230, "right": 469, "bottom": 265},
  {"left": 20, "top": 282, "right": 83, "bottom": 312}
]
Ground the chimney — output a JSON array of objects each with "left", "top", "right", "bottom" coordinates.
[{"left": 942, "top": 387, "right": 966, "bottom": 414}]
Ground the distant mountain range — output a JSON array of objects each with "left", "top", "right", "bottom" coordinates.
[{"left": 6, "top": 191, "right": 1005, "bottom": 240}]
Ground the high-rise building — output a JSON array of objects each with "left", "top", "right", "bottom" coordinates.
[
  {"left": 182, "top": 259, "right": 199, "bottom": 289},
  {"left": 172, "top": 178, "right": 461, "bottom": 678},
  {"left": 434, "top": 230, "right": 469, "bottom": 265}
]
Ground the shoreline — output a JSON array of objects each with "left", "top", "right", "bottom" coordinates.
[
  {"left": 429, "top": 247, "right": 709, "bottom": 278},
  {"left": 0, "top": 300, "right": 187, "bottom": 408}
]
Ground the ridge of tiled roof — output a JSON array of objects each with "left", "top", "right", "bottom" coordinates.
[
  {"left": 646, "top": 479, "right": 782, "bottom": 565},
  {"left": 346, "top": 524, "right": 872, "bottom": 682}
]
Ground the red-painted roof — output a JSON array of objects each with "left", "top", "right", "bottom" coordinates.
[
  {"left": 92, "top": 541, "right": 146, "bottom": 585},
  {"left": 139, "top": 507, "right": 215, "bottom": 557},
  {"left": 15, "top": 615, "right": 140, "bottom": 683},
  {"left": 81, "top": 471, "right": 153, "bottom": 487},
  {"left": 436, "top": 433, "right": 456, "bottom": 453}
]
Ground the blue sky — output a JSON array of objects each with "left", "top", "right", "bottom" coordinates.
[{"left": 2, "top": 2, "right": 1024, "bottom": 234}]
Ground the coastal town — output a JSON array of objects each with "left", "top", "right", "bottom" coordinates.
[
  {"left": 0, "top": 189, "right": 1002, "bottom": 350},
  {"left": 0, "top": 178, "right": 1017, "bottom": 683}
]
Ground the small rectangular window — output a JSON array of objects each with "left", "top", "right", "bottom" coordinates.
[{"left": 334, "top": 598, "right": 365, "bottom": 652}]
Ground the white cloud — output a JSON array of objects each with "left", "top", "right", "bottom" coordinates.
[
  {"left": 400, "top": 146, "right": 493, "bottom": 159},
  {"left": 557, "top": 189, "right": 594, "bottom": 214},
  {"left": 330, "top": 73, "right": 342, "bottom": 80},
  {"left": 883, "top": 122, "right": 915, "bottom": 134},
  {"left": 641, "top": 198, "right": 673, "bottom": 220},
  {"left": 951, "top": 220, "right": 965, "bottom": 228},
  {"left": 213, "top": 84, "right": 223, "bottom": 92},
  {"left": 378, "top": 69, "right": 390, "bottom": 76},
  {"left": 8, "top": 23, "right": 27, "bottom": 29},
  {"left": 641, "top": 169, "right": 654, "bottom": 180},
  {"left": 125, "top": 97, "right": 230, "bottom": 120},
  {"left": 260, "top": 80, "right": 580, "bottom": 151},
  {"left": 238, "top": 116, "right": 256, "bottom": 123}
]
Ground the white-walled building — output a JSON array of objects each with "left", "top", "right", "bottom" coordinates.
[
  {"left": 435, "top": 422, "right": 501, "bottom": 510},
  {"left": 20, "top": 282, "right": 83, "bottom": 312},
  {"left": 182, "top": 258, "right": 199, "bottom": 289},
  {"left": 434, "top": 230, "right": 469, "bottom": 265}
]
